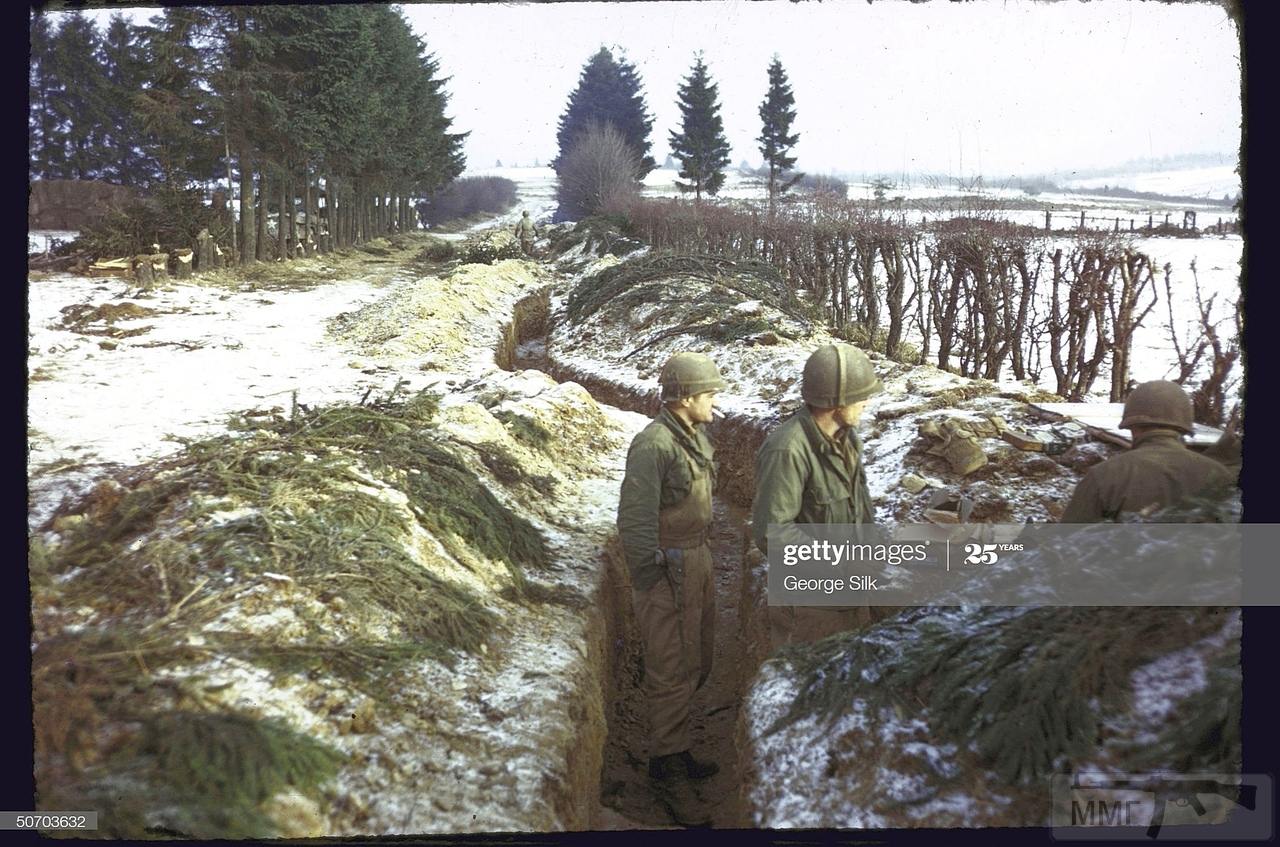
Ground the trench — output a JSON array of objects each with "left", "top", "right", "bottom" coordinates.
[{"left": 495, "top": 287, "right": 773, "bottom": 828}]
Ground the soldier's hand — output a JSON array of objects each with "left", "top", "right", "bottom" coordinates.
[{"left": 661, "top": 547, "right": 685, "bottom": 569}]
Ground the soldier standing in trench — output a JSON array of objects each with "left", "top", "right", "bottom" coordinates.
[
  {"left": 1060, "top": 380, "right": 1233, "bottom": 522},
  {"left": 751, "top": 342, "right": 884, "bottom": 649},
  {"left": 514, "top": 210, "right": 538, "bottom": 256},
  {"left": 616, "top": 352, "right": 725, "bottom": 827}
]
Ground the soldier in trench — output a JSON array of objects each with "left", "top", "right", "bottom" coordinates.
[
  {"left": 1059, "top": 380, "right": 1234, "bottom": 522},
  {"left": 751, "top": 342, "right": 885, "bottom": 649},
  {"left": 514, "top": 210, "right": 538, "bottom": 256},
  {"left": 616, "top": 352, "right": 725, "bottom": 827}
]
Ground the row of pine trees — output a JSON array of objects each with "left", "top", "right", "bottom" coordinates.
[
  {"left": 30, "top": 7, "right": 465, "bottom": 260},
  {"left": 553, "top": 48, "right": 802, "bottom": 207}
]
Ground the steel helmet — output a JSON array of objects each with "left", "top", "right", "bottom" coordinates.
[
  {"left": 1119, "top": 380, "right": 1194, "bottom": 434},
  {"left": 659, "top": 352, "right": 728, "bottom": 400},
  {"left": 802, "top": 343, "right": 883, "bottom": 408}
]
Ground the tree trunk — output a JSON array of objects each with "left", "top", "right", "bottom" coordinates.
[
  {"left": 133, "top": 255, "right": 154, "bottom": 290},
  {"left": 279, "top": 176, "right": 289, "bottom": 259},
  {"left": 196, "top": 229, "right": 214, "bottom": 272},
  {"left": 303, "top": 163, "right": 312, "bottom": 257},
  {"left": 255, "top": 171, "right": 269, "bottom": 261},
  {"left": 224, "top": 123, "right": 237, "bottom": 261},
  {"left": 330, "top": 176, "right": 340, "bottom": 250},
  {"left": 286, "top": 174, "right": 297, "bottom": 257},
  {"left": 239, "top": 154, "right": 256, "bottom": 264}
]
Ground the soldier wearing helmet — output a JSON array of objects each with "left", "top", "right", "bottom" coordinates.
[
  {"left": 616, "top": 351, "right": 726, "bottom": 825},
  {"left": 514, "top": 210, "right": 538, "bottom": 256},
  {"left": 751, "top": 343, "right": 884, "bottom": 648},
  {"left": 1060, "top": 380, "right": 1233, "bottom": 522}
]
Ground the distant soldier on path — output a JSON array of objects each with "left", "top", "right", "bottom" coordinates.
[
  {"left": 751, "top": 343, "right": 884, "bottom": 649},
  {"left": 616, "top": 352, "right": 726, "bottom": 827},
  {"left": 1060, "top": 380, "right": 1233, "bottom": 522},
  {"left": 514, "top": 210, "right": 538, "bottom": 256}
]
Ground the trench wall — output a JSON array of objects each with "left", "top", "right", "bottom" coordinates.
[{"left": 497, "top": 288, "right": 776, "bottom": 825}]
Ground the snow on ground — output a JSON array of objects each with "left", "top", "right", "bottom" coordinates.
[
  {"left": 28, "top": 211, "right": 655, "bottom": 833},
  {"left": 740, "top": 647, "right": 1012, "bottom": 828},
  {"left": 1062, "top": 164, "right": 1240, "bottom": 201},
  {"left": 642, "top": 167, "right": 767, "bottom": 201},
  {"left": 28, "top": 272, "right": 388, "bottom": 528},
  {"left": 29, "top": 229, "right": 79, "bottom": 254}
]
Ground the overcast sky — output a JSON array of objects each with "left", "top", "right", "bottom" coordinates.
[
  {"left": 403, "top": 0, "right": 1241, "bottom": 177},
  {"left": 72, "top": 0, "right": 1241, "bottom": 179}
]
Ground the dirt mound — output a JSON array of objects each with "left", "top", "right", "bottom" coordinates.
[
  {"left": 328, "top": 260, "right": 548, "bottom": 367},
  {"left": 31, "top": 365, "right": 633, "bottom": 836}
]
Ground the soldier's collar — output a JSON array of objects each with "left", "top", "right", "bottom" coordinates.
[
  {"left": 1132, "top": 428, "right": 1188, "bottom": 448},
  {"left": 657, "top": 406, "right": 708, "bottom": 454},
  {"left": 798, "top": 406, "right": 857, "bottom": 454}
]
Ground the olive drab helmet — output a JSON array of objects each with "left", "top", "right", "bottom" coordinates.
[
  {"left": 1119, "top": 380, "right": 1194, "bottom": 434},
  {"left": 659, "top": 352, "right": 728, "bottom": 401},
  {"left": 801, "top": 343, "right": 883, "bottom": 408}
]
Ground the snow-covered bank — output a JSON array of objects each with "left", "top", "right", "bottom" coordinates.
[{"left": 29, "top": 226, "right": 649, "bottom": 835}]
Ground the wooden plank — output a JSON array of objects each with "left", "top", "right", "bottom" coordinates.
[{"left": 1029, "top": 401, "right": 1222, "bottom": 448}]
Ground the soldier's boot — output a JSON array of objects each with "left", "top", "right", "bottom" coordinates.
[{"left": 649, "top": 757, "right": 711, "bottom": 828}]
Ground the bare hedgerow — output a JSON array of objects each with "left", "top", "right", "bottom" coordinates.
[{"left": 555, "top": 121, "right": 642, "bottom": 221}]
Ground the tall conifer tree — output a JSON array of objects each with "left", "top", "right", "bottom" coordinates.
[
  {"left": 45, "top": 12, "right": 108, "bottom": 180},
  {"left": 29, "top": 12, "right": 63, "bottom": 180},
  {"left": 553, "top": 47, "right": 655, "bottom": 179},
  {"left": 668, "top": 55, "right": 731, "bottom": 200},
  {"left": 757, "top": 56, "right": 802, "bottom": 208}
]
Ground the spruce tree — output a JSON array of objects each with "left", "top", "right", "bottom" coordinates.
[
  {"left": 134, "top": 9, "right": 222, "bottom": 185},
  {"left": 553, "top": 47, "right": 655, "bottom": 179},
  {"left": 757, "top": 56, "right": 802, "bottom": 208},
  {"left": 668, "top": 56, "right": 731, "bottom": 200},
  {"left": 45, "top": 12, "right": 108, "bottom": 180},
  {"left": 97, "top": 14, "right": 150, "bottom": 185},
  {"left": 29, "top": 12, "right": 63, "bottom": 180}
]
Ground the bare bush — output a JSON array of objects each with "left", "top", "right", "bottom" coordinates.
[
  {"left": 416, "top": 176, "right": 517, "bottom": 227},
  {"left": 1166, "top": 260, "right": 1241, "bottom": 426},
  {"left": 614, "top": 196, "right": 1182, "bottom": 397},
  {"left": 556, "top": 122, "right": 642, "bottom": 221}
]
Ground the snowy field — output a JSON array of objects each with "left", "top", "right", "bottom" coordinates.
[
  {"left": 1062, "top": 163, "right": 1240, "bottom": 200},
  {"left": 26, "top": 174, "right": 557, "bottom": 531}
]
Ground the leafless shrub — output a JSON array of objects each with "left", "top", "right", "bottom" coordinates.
[
  {"left": 615, "top": 197, "right": 1184, "bottom": 395},
  {"left": 1165, "top": 260, "right": 1241, "bottom": 426},
  {"left": 556, "top": 121, "right": 642, "bottom": 220}
]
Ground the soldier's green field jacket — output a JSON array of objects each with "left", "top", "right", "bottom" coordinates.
[
  {"left": 752, "top": 405, "right": 874, "bottom": 554},
  {"left": 617, "top": 407, "right": 716, "bottom": 591},
  {"left": 1060, "top": 429, "right": 1233, "bottom": 522}
]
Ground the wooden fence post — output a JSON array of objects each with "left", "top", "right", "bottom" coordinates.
[{"left": 1045, "top": 210, "right": 1051, "bottom": 232}]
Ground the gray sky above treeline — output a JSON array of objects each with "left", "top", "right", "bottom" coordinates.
[{"left": 70, "top": 0, "right": 1241, "bottom": 179}]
